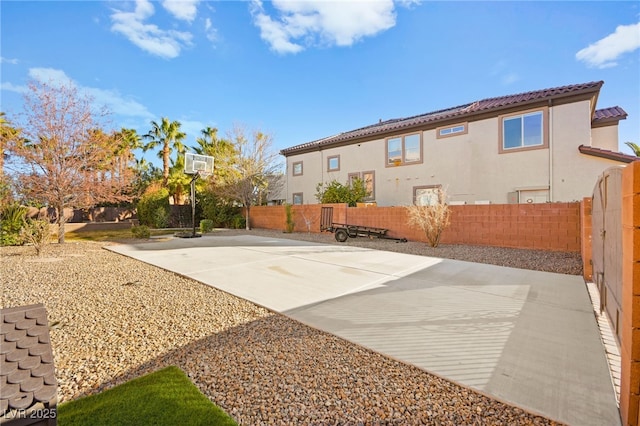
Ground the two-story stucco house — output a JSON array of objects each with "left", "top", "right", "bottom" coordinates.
[{"left": 280, "top": 81, "right": 636, "bottom": 206}]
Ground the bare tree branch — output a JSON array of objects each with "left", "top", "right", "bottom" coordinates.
[{"left": 5, "top": 79, "right": 134, "bottom": 243}]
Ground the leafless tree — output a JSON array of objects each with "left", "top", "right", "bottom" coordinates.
[
  {"left": 5, "top": 79, "right": 134, "bottom": 243},
  {"left": 219, "top": 124, "right": 284, "bottom": 230},
  {"left": 405, "top": 187, "right": 451, "bottom": 247}
]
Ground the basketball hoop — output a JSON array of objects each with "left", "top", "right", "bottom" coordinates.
[
  {"left": 177, "top": 153, "right": 215, "bottom": 239},
  {"left": 185, "top": 153, "right": 214, "bottom": 177}
]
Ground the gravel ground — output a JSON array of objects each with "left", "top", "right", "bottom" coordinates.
[{"left": 0, "top": 231, "right": 571, "bottom": 425}]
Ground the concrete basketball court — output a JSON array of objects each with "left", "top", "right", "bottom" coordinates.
[{"left": 107, "top": 234, "right": 620, "bottom": 426}]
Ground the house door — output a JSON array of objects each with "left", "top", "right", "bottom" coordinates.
[{"left": 591, "top": 166, "right": 624, "bottom": 344}]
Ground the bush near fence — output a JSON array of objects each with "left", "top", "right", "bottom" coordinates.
[{"left": 249, "top": 202, "right": 582, "bottom": 253}]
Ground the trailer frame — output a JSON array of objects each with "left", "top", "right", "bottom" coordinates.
[{"left": 320, "top": 206, "right": 407, "bottom": 243}]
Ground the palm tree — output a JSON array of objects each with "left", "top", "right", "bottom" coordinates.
[
  {"left": 112, "top": 128, "right": 143, "bottom": 180},
  {"left": 194, "top": 126, "right": 237, "bottom": 186},
  {"left": 625, "top": 141, "right": 640, "bottom": 157},
  {"left": 0, "top": 112, "right": 21, "bottom": 176},
  {"left": 143, "top": 118, "right": 186, "bottom": 186}
]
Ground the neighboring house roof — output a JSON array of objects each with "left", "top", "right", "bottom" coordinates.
[
  {"left": 281, "top": 81, "right": 626, "bottom": 156},
  {"left": 592, "top": 106, "right": 628, "bottom": 127},
  {"left": 1, "top": 303, "right": 58, "bottom": 422},
  {"left": 578, "top": 145, "right": 639, "bottom": 163}
]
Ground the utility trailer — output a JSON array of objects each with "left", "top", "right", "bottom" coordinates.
[{"left": 320, "top": 206, "right": 407, "bottom": 243}]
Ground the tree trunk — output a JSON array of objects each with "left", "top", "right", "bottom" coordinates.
[
  {"left": 162, "top": 145, "right": 170, "bottom": 187},
  {"left": 245, "top": 205, "right": 250, "bottom": 230},
  {"left": 56, "top": 205, "right": 66, "bottom": 244}
]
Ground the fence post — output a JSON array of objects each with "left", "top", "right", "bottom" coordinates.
[{"left": 620, "top": 161, "right": 640, "bottom": 426}]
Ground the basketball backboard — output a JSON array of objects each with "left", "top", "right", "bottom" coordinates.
[{"left": 185, "top": 153, "right": 214, "bottom": 176}]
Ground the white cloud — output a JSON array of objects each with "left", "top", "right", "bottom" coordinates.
[
  {"left": 204, "top": 18, "right": 217, "bottom": 43},
  {"left": 29, "top": 68, "right": 75, "bottom": 87},
  {"left": 162, "top": 0, "right": 200, "bottom": 23},
  {"left": 489, "top": 60, "right": 519, "bottom": 86},
  {"left": 0, "top": 82, "right": 28, "bottom": 94},
  {"left": 501, "top": 73, "right": 520, "bottom": 86},
  {"left": 110, "top": 0, "right": 193, "bottom": 59},
  {"left": 576, "top": 22, "right": 640, "bottom": 69},
  {"left": 22, "top": 68, "right": 154, "bottom": 120},
  {"left": 179, "top": 119, "right": 207, "bottom": 140},
  {"left": 1, "top": 57, "right": 18, "bottom": 65},
  {"left": 250, "top": 0, "right": 402, "bottom": 54}
]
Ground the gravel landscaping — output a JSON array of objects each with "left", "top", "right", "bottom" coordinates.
[{"left": 0, "top": 230, "right": 572, "bottom": 425}]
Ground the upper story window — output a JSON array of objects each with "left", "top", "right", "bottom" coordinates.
[
  {"left": 327, "top": 155, "right": 340, "bottom": 172},
  {"left": 292, "top": 161, "right": 303, "bottom": 176},
  {"left": 500, "top": 109, "right": 548, "bottom": 153},
  {"left": 437, "top": 123, "right": 467, "bottom": 139},
  {"left": 386, "top": 132, "right": 422, "bottom": 166}
]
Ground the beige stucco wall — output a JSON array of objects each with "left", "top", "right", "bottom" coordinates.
[
  {"left": 284, "top": 99, "right": 623, "bottom": 206},
  {"left": 592, "top": 124, "right": 620, "bottom": 151}
]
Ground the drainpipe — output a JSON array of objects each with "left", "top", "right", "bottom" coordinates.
[
  {"left": 548, "top": 99, "right": 554, "bottom": 202},
  {"left": 320, "top": 148, "right": 324, "bottom": 191}
]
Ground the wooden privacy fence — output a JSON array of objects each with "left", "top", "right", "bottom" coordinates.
[{"left": 250, "top": 202, "right": 582, "bottom": 252}]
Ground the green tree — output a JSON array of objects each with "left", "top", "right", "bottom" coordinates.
[
  {"left": 0, "top": 112, "right": 21, "bottom": 176},
  {"left": 0, "top": 112, "right": 21, "bottom": 204},
  {"left": 166, "top": 154, "right": 191, "bottom": 205},
  {"left": 193, "top": 126, "right": 237, "bottom": 187},
  {"left": 625, "top": 141, "right": 640, "bottom": 157},
  {"left": 131, "top": 157, "right": 162, "bottom": 201},
  {"left": 315, "top": 177, "right": 368, "bottom": 207},
  {"left": 136, "top": 184, "right": 170, "bottom": 228},
  {"left": 143, "top": 117, "right": 186, "bottom": 187},
  {"left": 113, "top": 128, "right": 143, "bottom": 179}
]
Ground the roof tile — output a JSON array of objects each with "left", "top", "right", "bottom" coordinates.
[
  {"left": 281, "top": 81, "right": 607, "bottom": 155},
  {"left": 1, "top": 303, "right": 58, "bottom": 418},
  {"left": 578, "top": 145, "right": 638, "bottom": 163}
]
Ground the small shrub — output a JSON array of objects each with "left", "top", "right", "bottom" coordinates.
[
  {"left": 137, "top": 186, "right": 170, "bottom": 228},
  {"left": 152, "top": 207, "right": 170, "bottom": 228},
  {"left": 284, "top": 204, "right": 295, "bottom": 233},
  {"left": 131, "top": 225, "right": 151, "bottom": 239},
  {"left": 200, "top": 191, "right": 239, "bottom": 228},
  {"left": 20, "top": 219, "right": 51, "bottom": 256},
  {"left": 315, "top": 178, "right": 367, "bottom": 207},
  {"left": 231, "top": 215, "right": 246, "bottom": 229},
  {"left": 1, "top": 203, "right": 27, "bottom": 246},
  {"left": 405, "top": 188, "right": 451, "bottom": 248},
  {"left": 200, "top": 219, "right": 214, "bottom": 234}
]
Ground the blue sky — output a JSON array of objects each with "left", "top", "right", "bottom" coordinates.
[{"left": 1, "top": 0, "right": 639, "bottom": 167}]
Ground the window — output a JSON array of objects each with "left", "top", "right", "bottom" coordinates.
[
  {"left": 292, "top": 161, "right": 303, "bottom": 176},
  {"left": 414, "top": 185, "right": 442, "bottom": 206},
  {"left": 327, "top": 155, "right": 340, "bottom": 172},
  {"left": 292, "top": 193, "right": 303, "bottom": 205},
  {"left": 500, "top": 109, "right": 547, "bottom": 152},
  {"left": 437, "top": 123, "right": 468, "bottom": 139},
  {"left": 362, "top": 171, "right": 375, "bottom": 201},
  {"left": 386, "top": 132, "right": 422, "bottom": 166},
  {"left": 349, "top": 171, "right": 375, "bottom": 201}
]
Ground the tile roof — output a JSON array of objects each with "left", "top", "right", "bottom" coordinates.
[
  {"left": 281, "top": 81, "right": 606, "bottom": 155},
  {"left": 578, "top": 145, "right": 639, "bottom": 163},
  {"left": 1, "top": 303, "right": 58, "bottom": 422},
  {"left": 592, "top": 106, "right": 628, "bottom": 124}
]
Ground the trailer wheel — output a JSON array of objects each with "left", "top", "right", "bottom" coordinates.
[{"left": 335, "top": 229, "right": 349, "bottom": 242}]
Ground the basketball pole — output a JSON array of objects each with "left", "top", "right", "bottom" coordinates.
[{"left": 190, "top": 171, "right": 200, "bottom": 237}]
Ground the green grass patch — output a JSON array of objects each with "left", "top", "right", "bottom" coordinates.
[{"left": 58, "top": 366, "right": 237, "bottom": 426}]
